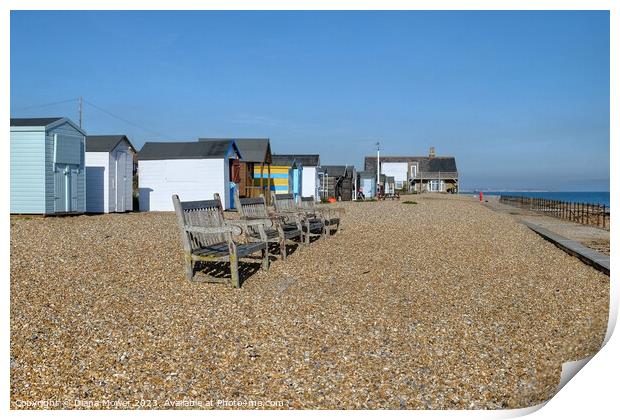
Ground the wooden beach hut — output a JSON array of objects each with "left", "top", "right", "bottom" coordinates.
[
  {"left": 85, "top": 135, "right": 136, "bottom": 213},
  {"left": 318, "top": 165, "right": 354, "bottom": 201},
  {"left": 10, "top": 117, "right": 86, "bottom": 214},
  {"left": 199, "top": 138, "right": 272, "bottom": 204},
  {"left": 137, "top": 140, "right": 240, "bottom": 211},
  {"left": 255, "top": 155, "right": 302, "bottom": 197},
  {"left": 266, "top": 154, "right": 320, "bottom": 199}
]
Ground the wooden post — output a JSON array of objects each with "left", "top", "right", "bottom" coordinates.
[
  {"left": 267, "top": 164, "right": 272, "bottom": 205},
  {"left": 259, "top": 161, "right": 264, "bottom": 194}
]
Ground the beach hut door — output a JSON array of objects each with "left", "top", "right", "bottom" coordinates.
[
  {"left": 115, "top": 151, "right": 127, "bottom": 212},
  {"left": 54, "top": 164, "right": 78, "bottom": 212}
]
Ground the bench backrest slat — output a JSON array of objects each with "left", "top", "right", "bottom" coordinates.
[
  {"left": 234, "top": 192, "right": 271, "bottom": 236},
  {"left": 172, "top": 194, "right": 226, "bottom": 251},
  {"left": 298, "top": 196, "right": 316, "bottom": 212},
  {"left": 272, "top": 193, "right": 297, "bottom": 212}
]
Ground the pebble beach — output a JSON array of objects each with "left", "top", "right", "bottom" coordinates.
[{"left": 10, "top": 194, "right": 609, "bottom": 409}]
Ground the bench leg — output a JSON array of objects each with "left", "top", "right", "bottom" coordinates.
[
  {"left": 280, "top": 238, "right": 287, "bottom": 260},
  {"left": 184, "top": 255, "right": 194, "bottom": 281},
  {"left": 262, "top": 248, "right": 270, "bottom": 270},
  {"left": 229, "top": 253, "right": 240, "bottom": 288}
]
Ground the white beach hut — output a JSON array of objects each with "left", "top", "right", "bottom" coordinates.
[
  {"left": 137, "top": 140, "right": 241, "bottom": 211},
  {"left": 85, "top": 135, "right": 136, "bottom": 213}
]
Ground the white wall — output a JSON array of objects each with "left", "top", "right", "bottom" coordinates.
[
  {"left": 381, "top": 162, "right": 408, "bottom": 188},
  {"left": 301, "top": 166, "right": 318, "bottom": 200},
  {"left": 138, "top": 158, "right": 226, "bottom": 211},
  {"left": 85, "top": 152, "right": 109, "bottom": 213}
]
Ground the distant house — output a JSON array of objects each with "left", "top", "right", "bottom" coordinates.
[
  {"left": 255, "top": 155, "right": 303, "bottom": 197},
  {"left": 10, "top": 117, "right": 86, "bottom": 214},
  {"left": 138, "top": 140, "right": 241, "bottom": 211},
  {"left": 318, "top": 165, "right": 355, "bottom": 201},
  {"left": 85, "top": 135, "right": 136, "bottom": 213},
  {"left": 199, "top": 138, "right": 272, "bottom": 203},
  {"left": 364, "top": 147, "right": 458, "bottom": 193}
]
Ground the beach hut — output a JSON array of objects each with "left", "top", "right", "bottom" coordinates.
[
  {"left": 199, "top": 138, "right": 272, "bottom": 203},
  {"left": 266, "top": 154, "right": 320, "bottom": 199},
  {"left": 318, "top": 165, "right": 355, "bottom": 201},
  {"left": 10, "top": 117, "right": 86, "bottom": 214},
  {"left": 380, "top": 174, "right": 395, "bottom": 195},
  {"left": 137, "top": 140, "right": 241, "bottom": 211},
  {"left": 85, "top": 135, "right": 136, "bottom": 213},
  {"left": 255, "top": 155, "right": 302, "bottom": 197},
  {"left": 357, "top": 171, "right": 376, "bottom": 199}
]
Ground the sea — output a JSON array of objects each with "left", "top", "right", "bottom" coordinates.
[{"left": 470, "top": 191, "right": 610, "bottom": 208}]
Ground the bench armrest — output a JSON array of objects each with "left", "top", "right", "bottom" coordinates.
[
  {"left": 184, "top": 225, "right": 242, "bottom": 236},
  {"left": 228, "top": 218, "right": 273, "bottom": 229}
]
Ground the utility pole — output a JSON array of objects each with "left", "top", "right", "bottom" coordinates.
[
  {"left": 376, "top": 142, "right": 380, "bottom": 198},
  {"left": 78, "top": 96, "right": 83, "bottom": 128}
]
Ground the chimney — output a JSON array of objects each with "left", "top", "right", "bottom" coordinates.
[{"left": 429, "top": 146, "right": 436, "bottom": 158}]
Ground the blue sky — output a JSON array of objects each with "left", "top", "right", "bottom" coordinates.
[{"left": 10, "top": 10, "right": 609, "bottom": 190}]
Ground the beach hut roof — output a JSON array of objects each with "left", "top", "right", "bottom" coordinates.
[
  {"left": 199, "top": 138, "right": 271, "bottom": 164},
  {"left": 271, "top": 154, "right": 320, "bottom": 167},
  {"left": 10, "top": 117, "right": 87, "bottom": 136},
  {"left": 10, "top": 117, "right": 64, "bottom": 126},
  {"left": 319, "top": 165, "right": 354, "bottom": 178},
  {"left": 138, "top": 140, "right": 240, "bottom": 161},
  {"left": 86, "top": 135, "right": 136, "bottom": 153}
]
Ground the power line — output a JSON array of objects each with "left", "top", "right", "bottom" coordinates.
[
  {"left": 83, "top": 99, "right": 171, "bottom": 139},
  {"left": 13, "top": 96, "right": 172, "bottom": 139},
  {"left": 12, "top": 98, "right": 78, "bottom": 111}
]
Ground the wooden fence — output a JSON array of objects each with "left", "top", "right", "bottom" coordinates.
[{"left": 499, "top": 195, "right": 609, "bottom": 229}]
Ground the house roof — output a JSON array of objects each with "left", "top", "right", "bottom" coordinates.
[
  {"left": 138, "top": 140, "right": 240, "bottom": 161},
  {"left": 199, "top": 138, "right": 271, "bottom": 163},
  {"left": 86, "top": 135, "right": 136, "bottom": 153},
  {"left": 270, "top": 154, "right": 320, "bottom": 167},
  {"left": 10, "top": 117, "right": 64, "bottom": 127},
  {"left": 364, "top": 156, "right": 458, "bottom": 173}
]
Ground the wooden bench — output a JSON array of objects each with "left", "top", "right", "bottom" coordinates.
[
  {"left": 272, "top": 193, "right": 325, "bottom": 244},
  {"left": 298, "top": 196, "right": 342, "bottom": 236},
  {"left": 172, "top": 193, "right": 270, "bottom": 287},
  {"left": 234, "top": 192, "right": 303, "bottom": 260}
]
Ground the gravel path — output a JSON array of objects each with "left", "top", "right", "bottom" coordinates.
[{"left": 10, "top": 194, "right": 609, "bottom": 409}]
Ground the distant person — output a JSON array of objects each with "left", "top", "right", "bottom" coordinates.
[{"left": 357, "top": 187, "right": 365, "bottom": 200}]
